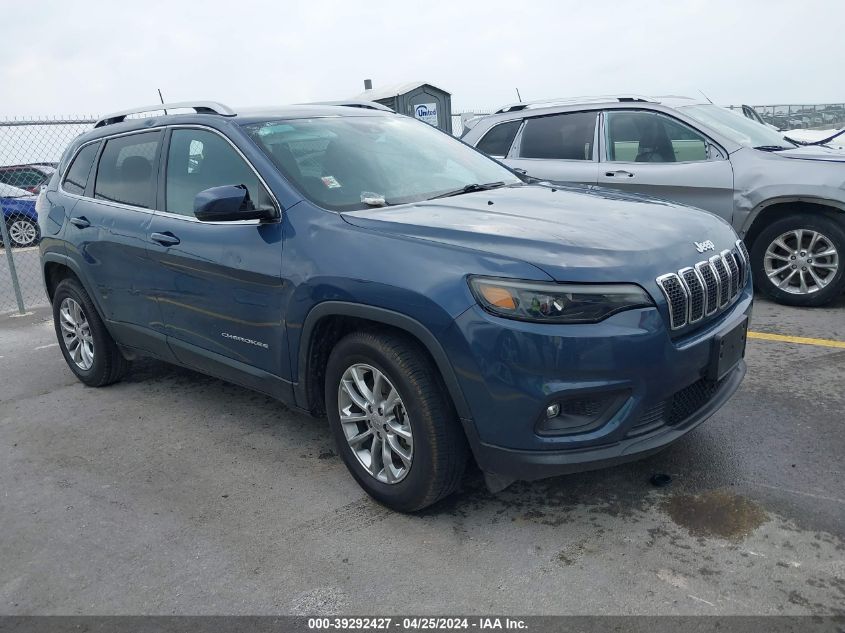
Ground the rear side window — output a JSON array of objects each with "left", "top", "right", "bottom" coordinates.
[
  {"left": 476, "top": 120, "right": 521, "bottom": 157},
  {"left": 165, "top": 129, "right": 273, "bottom": 217},
  {"left": 519, "top": 111, "right": 598, "bottom": 160},
  {"left": 0, "top": 168, "right": 44, "bottom": 189},
  {"left": 62, "top": 143, "right": 100, "bottom": 195},
  {"left": 94, "top": 132, "right": 161, "bottom": 208}
]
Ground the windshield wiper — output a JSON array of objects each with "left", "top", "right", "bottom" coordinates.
[
  {"left": 754, "top": 145, "right": 791, "bottom": 152},
  {"left": 429, "top": 181, "right": 507, "bottom": 200},
  {"left": 785, "top": 129, "right": 845, "bottom": 147}
]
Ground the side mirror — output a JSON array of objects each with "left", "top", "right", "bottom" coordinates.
[{"left": 193, "top": 185, "right": 276, "bottom": 222}]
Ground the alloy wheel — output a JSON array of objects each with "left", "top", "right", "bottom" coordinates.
[
  {"left": 9, "top": 219, "right": 38, "bottom": 246},
  {"left": 59, "top": 297, "right": 95, "bottom": 370},
  {"left": 337, "top": 363, "right": 413, "bottom": 484},
  {"left": 763, "top": 229, "right": 839, "bottom": 295}
]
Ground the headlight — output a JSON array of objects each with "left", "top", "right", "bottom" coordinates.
[{"left": 468, "top": 276, "right": 654, "bottom": 323}]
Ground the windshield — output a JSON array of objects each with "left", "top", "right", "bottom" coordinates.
[
  {"left": 244, "top": 115, "right": 522, "bottom": 211},
  {"left": 680, "top": 104, "right": 794, "bottom": 149}
]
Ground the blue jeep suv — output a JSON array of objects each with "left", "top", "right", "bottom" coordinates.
[{"left": 38, "top": 101, "right": 752, "bottom": 511}]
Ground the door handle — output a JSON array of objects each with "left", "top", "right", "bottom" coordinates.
[
  {"left": 69, "top": 216, "right": 90, "bottom": 228},
  {"left": 150, "top": 232, "right": 180, "bottom": 246},
  {"left": 605, "top": 170, "right": 635, "bottom": 178}
]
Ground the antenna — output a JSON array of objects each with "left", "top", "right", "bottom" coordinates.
[
  {"left": 158, "top": 89, "right": 167, "bottom": 115},
  {"left": 515, "top": 87, "right": 522, "bottom": 103},
  {"left": 698, "top": 89, "right": 713, "bottom": 104}
]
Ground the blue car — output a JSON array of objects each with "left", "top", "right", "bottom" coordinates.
[
  {"left": 38, "top": 101, "right": 752, "bottom": 511},
  {"left": 1, "top": 183, "right": 40, "bottom": 247}
]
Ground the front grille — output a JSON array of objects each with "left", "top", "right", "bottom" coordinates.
[
  {"left": 695, "top": 261, "right": 719, "bottom": 315},
  {"left": 724, "top": 250, "right": 740, "bottom": 297},
  {"left": 680, "top": 268, "right": 705, "bottom": 322},
  {"left": 656, "top": 241, "right": 748, "bottom": 330},
  {"left": 627, "top": 375, "right": 726, "bottom": 438},
  {"left": 711, "top": 255, "right": 730, "bottom": 307},
  {"left": 656, "top": 274, "right": 687, "bottom": 329}
]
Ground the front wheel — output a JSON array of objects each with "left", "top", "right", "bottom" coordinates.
[
  {"left": 325, "top": 331, "right": 467, "bottom": 512},
  {"left": 750, "top": 212, "right": 844, "bottom": 306}
]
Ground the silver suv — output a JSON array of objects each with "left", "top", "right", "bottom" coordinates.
[{"left": 462, "top": 95, "right": 845, "bottom": 306}]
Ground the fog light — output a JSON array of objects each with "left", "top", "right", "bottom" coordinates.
[{"left": 536, "top": 390, "right": 631, "bottom": 436}]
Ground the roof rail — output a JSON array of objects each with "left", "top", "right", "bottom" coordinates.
[
  {"left": 494, "top": 95, "right": 656, "bottom": 114},
  {"left": 94, "top": 101, "right": 235, "bottom": 128},
  {"left": 303, "top": 100, "right": 395, "bottom": 112}
]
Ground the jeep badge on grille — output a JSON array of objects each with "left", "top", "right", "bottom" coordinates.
[{"left": 694, "top": 240, "right": 715, "bottom": 253}]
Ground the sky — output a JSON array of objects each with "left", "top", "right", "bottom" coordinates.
[{"left": 1, "top": 0, "right": 843, "bottom": 118}]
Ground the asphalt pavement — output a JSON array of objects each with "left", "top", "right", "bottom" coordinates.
[{"left": 0, "top": 294, "right": 843, "bottom": 615}]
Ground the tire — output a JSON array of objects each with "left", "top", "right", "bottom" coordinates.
[
  {"left": 7, "top": 218, "right": 40, "bottom": 248},
  {"left": 750, "top": 212, "right": 845, "bottom": 307},
  {"left": 325, "top": 330, "right": 467, "bottom": 512},
  {"left": 52, "top": 277, "right": 128, "bottom": 387}
]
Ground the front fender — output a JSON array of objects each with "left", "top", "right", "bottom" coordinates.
[
  {"left": 294, "top": 300, "right": 472, "bottom": 422},
  {"left": 738, "top": 192, "right": 845, "bottom": 236}
]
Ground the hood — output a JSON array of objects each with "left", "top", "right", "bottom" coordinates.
[
  {"left": 775, "top": 145, "right": 845, "bottom": 163},
  {"left": 342, "top": 184, "right": 739, "bottom": 283}
]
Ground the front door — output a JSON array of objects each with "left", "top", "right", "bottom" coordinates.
[
  {"left": 598, "top": 110, "right": 735, "bottom": 222},
  {"left": 146, "top": 127, "right": 290, "bottom": 399}
]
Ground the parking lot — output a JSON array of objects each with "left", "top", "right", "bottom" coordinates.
[{"left": 1, "top": 293, "right": 843, "bottom": 615}]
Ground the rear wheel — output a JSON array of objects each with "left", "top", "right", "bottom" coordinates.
[
  {"left": 325, "top": 331, "right": 467, "bottom": 512},
  {"left": 52, "top": 278, "right": 128, "bottom": 386},
  {"left": 5, "top": 217, "right": 40, "bottom": 248},
  {"left": 751, "top": 213, "right": 844, "bottom": 306}
]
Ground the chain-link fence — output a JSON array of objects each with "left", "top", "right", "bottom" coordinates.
[
  {"left": 726, "top": 104, "right": 845, "bottom": 130},
  {"left": 1, "top": 118, "right": 95, "bottom": 314}
]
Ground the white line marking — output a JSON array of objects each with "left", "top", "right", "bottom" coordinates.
[
  {"left": 747, "top": 480, "right": 845, "bottom": 505},
  {"left": 688, "top": 595, "right": 715, "bottom": 607},
  {"left": 34, "top": 343, "right": 59, "bottom": 350}
]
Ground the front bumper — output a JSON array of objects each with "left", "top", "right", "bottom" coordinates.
[
  {"left": 473, "top": 361, "right": 745, "bottom": 480},
  {"left": 443, "top": 285, "right": 753, "bottom": 480}
]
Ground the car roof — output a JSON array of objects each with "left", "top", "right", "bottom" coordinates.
[
  {"left": 92, "top": 101, "right": 393, "bottom": 129},
  {"left": 69, "top": 101, "right": 397, "bottom": 153},
  {"left": 492, "top": 94, "right": 706, "bottom": 114}
]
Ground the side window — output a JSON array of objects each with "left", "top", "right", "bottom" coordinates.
[
  {"left": 606, "top": 111, "right": 709, "bottom": 163},
  {"left": 518, "top": 111, "right": 598, "bottom": 160},
  {"left": 62, "top": 143, "right": 100, "bottom": 195},
  {"left": 94, "top": 132, "right": 161, "bottom": 208},
  {"left": 0, "top": 169, "right": 40, "bottom": 189},
  {"left": 165, "top": 129, "right": 273, "bottom": 217},
  {"left": 476, "top": 120, "right": 521, "bottom": 157}
]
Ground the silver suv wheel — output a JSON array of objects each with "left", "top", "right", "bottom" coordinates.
[
  {"left": 59, "top": 297, "right": 95, "bottom": 370},
  {"left": 763, "top": 228, "right": 839, "bottom": 295},
  {"left": 338, "top": 363, "right": 413, "bottom": 484}
]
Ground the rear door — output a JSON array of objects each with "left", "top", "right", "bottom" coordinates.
[
  {"left": 147, "top": 126, "right": 289, "bottom": 398},
  {"left": 66, "top": 130, "right": 168, "bottom": 355},
  {"left": 598, "top": 110, "right": 734, "bottom": 221},
  {"left": 505, "top": 110, "right": 600, "bottom": 185}
]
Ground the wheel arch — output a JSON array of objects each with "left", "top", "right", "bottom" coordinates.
[
  {"left": 42, "top": 253, "right": 106, "bottom": 320},
  {"left": 742, "top": 197, "right": 845, "bottom": 248},
  {"left": 295, "top": 302, "right": 473, "bottom": 425}
]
